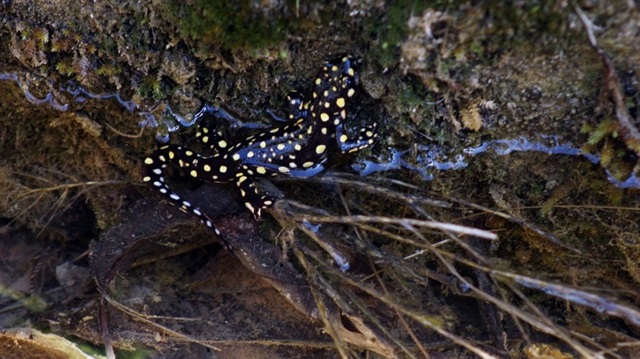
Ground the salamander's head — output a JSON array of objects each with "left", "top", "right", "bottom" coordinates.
[
  {"left": 324, "top": 56, "right": 359, "bottom": 93},
  {"left": 309, "top": 56, "right": 360, "bottom": 120}
]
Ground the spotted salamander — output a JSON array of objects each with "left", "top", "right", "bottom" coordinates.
[{"left": 143, "top": 56, "right": 377, "bottom": 236}]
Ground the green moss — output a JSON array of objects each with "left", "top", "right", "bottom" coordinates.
[
  {"left": 585, "top": 119, "right": 618, "bottom": 146},
  {"left": 163, "top": 1, "right": 291, "bottom": 51},
  {"left": 484, "top": 0, "right": 571, "bottom": 47},
  {"left": 581, "top": 118, "right": 637, "bottom": 181},
  {"left": 398, "top": 82, "right": 427, "bottom": 109},
  {"left": 400, "top": 81, "right": 437, "bottom": 120},
  {"left": 55, "top": 59, "right": 75, "bottom": 76},
  {"left": 139, "top": 76, "right": 167, "bottom": 101},
  {"left": 96, "top": 64, "right": 122, "bottom": 77},
  {"left": 363, "top": 0, "right": 429, "bottom": 68},
  {"left": 33, "top": 28, "right": 49, "bottom": 48}
]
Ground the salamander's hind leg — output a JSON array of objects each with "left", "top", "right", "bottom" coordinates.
[
  {"left": 143, "top": 144, "right": 221, "bottom": 236},
  {"left": 336, "top": 121, "right": 378, "bottom": 153},
  {"left": 235, "top": 174, "right": 275, "bottom": 219}
]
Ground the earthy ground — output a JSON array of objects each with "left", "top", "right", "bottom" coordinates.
[{"left": 0, "top": 1, "right": 639, "bottom": 358}]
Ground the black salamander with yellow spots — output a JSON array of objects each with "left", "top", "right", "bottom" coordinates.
[{"left": 143, "top": 56, "right": 377, "bottom": 236}]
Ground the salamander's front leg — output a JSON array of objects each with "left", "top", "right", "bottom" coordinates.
[
  {"left": 267, "top": 91, "right": 308, "bottom": 123},
  {"left": 143, "top": 145, "right": 221, "bottom": 236},
  {"left": 286, "top": 91, "right": 309, "bottom": 121},
  {"left": 336, "top": 122, "right": 378, "bottom": 153},
  {"left": 195, "top": 120, "right": 229, "bottom": 153},
  {"left": 235, "top": 174, "right": 275, "bottom": 219}
]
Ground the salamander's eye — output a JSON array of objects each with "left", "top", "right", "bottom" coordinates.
[
  {"left": 287, "top": 91, "right": 304, "bottom": 108},
  {"left": 341, "top": 56, "right": 353, "bottom": 69}
]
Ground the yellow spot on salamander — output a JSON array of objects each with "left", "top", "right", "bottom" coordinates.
[
  {"left": 218, "top": 140, "right": 227, "bottom": 148},
  {"left": 144, "top": 158, "right": 153, "bottom": 165},
  {"left": 336, "top": 97, "right": 346, "bottom": 108},
  {"left": 190, "top": 170, "right": 198, "bottom": 177},
  {"left": 185, "top": 150, "right": 193, "bottom": 156},
  {"left": 277, "top": 143, "right": 285, "bottom": 150},
  {"left": 303, "top": 161, "right": 314, "bottom": 168},
  {"left": 169, "top": 151, "right": 175, "bottom": 159},
  {"left": 204, "top": 164, "right": 211, "bottom": 172},
  {"left": 278, "top": 166, "right": 290, "bottom": 173},
  {"left": 256, "top": 166, "right": 266, "bottom": 174},
  {"left": 320, "top": 113, "right": 329, "bottom": 122},
  {"left": 340, "top": 134, "right": 348, "bottom": 143},
  {"left": 316, "top": 145, "right": 326, "bottom": 154},
  {"left": 220, "top": 165, "right": 228, "bottom": 173},
  {"left": 202, "top": 136, "right": 209, "bottom": 143},
  {"left": 143, "top": 176, "right": 151, "bottom": 182},
  {"left": 232, "top": 154, "right": 241, "bottom": 161},
  {"left": 347, "top": 88, "right": 355, "bottom": 97}
]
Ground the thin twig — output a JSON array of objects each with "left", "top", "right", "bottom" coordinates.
[
  {"left": 294, "top": 214, "right": 498, "bottom": 240},
  {"left": 104, "top": 122, "right": 145, "bottom": 138},
  {"left": 574, "top": 3, "right": 640, "bottom": 155}
]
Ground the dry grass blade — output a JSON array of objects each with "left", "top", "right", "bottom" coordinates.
[
  {"left": 504, "top": 272, "right": 640, "bottom": 327},
  {"left": 298, "top": 238, "right": 497, "bottom": 359},
  {"left": 295, "top": 214, "right": 497, "bottom": 241},
  {"left": 99, "top": 288, "right": 223, "bottom": 352},
  {"left": 269, "top": 173, "right": 640, "bottom": 357},
  {"left": 1, "top": 167, "right": 125, "bottom": 232}
]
